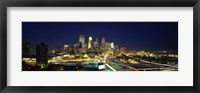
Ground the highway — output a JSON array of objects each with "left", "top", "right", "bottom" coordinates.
[
  {"left": 105, "top": 58, "right": 177, "bottom": 71},
  {"left": 140, "top": 60, "right": 178, "bottom": 68}
]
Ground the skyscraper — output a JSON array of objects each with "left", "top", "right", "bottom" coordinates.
[
  {"left": 111, "top": 42, "right": 115, "bottom": 49},
  {"left": 106, "top": 42, "right": 112, "bottom": 54},
  {"left": 110, "top": 42, "right": 115, "bottom": 55},
  {"left": 114, "top": 45, "right": 119, "bottom": 55},
  {"left": 101, "top": 37, "right": 106, "bottom": 50},
  {"left": 74, "top": 42, "right": 82, "bottom": 53},
  {"left": 36, "top": 43, "right": 48, "bottom": 69},
  {"left": 55, "top": 46, "right": 62, "bottom": 54},
  {"left": 106, "top": 42, "right": 111, "bottom": 50},
  {"left": 79, "top": 35, "right": 85, "bottom": 48},
  {"left": 88, "top": 36, "right": 93, "bottom": 49},
  {"left": 94, "top": 38, "right": 100, "bottom": 51}
]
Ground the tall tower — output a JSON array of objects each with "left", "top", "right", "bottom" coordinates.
[
  {"left": 111, "top": 42, "right": 115, "bottom": 49},
  {"left": 36, "top": 43, "right": 48, "bottom": 69},
  {"left": 79, "top": 35, "right": 85, "bottom": 48},
  {"left": 94, "top": 38, "right": 100, "bottom": 51},
  {"left": 101, "top": 37, "right": 106, "bottom": 50},
  {"left": 88, "top": 36, "right": 93, "bottom": 49}
]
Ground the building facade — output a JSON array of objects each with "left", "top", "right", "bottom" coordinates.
[
  {"left": 79, "top": 35, "right": 85, "bottom": 48},
  {"left": 36, "top": 43, "right": 48, "bottom": 69}
]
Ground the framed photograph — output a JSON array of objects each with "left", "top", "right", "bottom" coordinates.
[{"left": 0, "top": 0, "right": 199, "bottom": 93}]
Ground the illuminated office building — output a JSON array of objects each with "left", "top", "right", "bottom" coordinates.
[
  {"left": 94, "top": 38, "right": 100, "bottom": 51},
  {"left": 88, "top": 36, "right": 93, "bottom": 49},
  {"left": 74, "top": 42, "right": 82, "bottom": 48},
  {"left": 64, "top": 45, "right": 69, "bottom": 51},
  {"left": 79, "top": 35, "right": 85, "bottom": 48},
  {"left": 106, "top": 42, "right": 112, "bottom": 54},
  {"left": 110, "top": 42, "right": 115, "bottom": 55},
  {"left": 74, "top": 42, "right": 82, "bottom": 53},
  {"left": 101, "top": 37, "right": 106, "bottom": 50},
  {"left": 36, "top": 43, "right": 48, "bottom": 69},
  {"left": 111, "top": 42, "right": 115, "bottom": 49},
  {"left": 106, "top": 42, "right": 111, "bottom": 50}
]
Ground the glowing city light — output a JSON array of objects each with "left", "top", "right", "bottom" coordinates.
[{"left": 88, "top": 36, "right": 93, "bottom": 49}]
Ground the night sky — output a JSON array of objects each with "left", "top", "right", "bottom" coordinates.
[{"left": 22, "top": 22, "right": 178, "bottom": 51}]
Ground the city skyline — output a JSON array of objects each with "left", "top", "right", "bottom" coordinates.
[
  {"left": 22, "top": 22, "right": 178, "bottom": 71},
  {"left": 22, "top": 22, "right": 178, "bottom": 51}
]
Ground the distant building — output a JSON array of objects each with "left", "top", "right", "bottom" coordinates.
[
  {"left": 88, "top": 36, "right": 93, "bottom": 49},
  {"left": 114, "top": 45, "right": 119, "bottom": 55},
  {"left": 79, "top": 35, "right": 85, "bottom": 48},
  {"left": 111, "top": 42, "right": 115, "bottom": 49},
  {"left": 63, "top": 45, "right": 74, "bottom": 54},
  {"left": 74, "top": 42, "right": 82, "bottom": 53},
  {"left": 22, "top": 42, "right": 31, "bottom": 57},
  {"left": 120, "top": 47, "right": 126, "bottom": 54},
  {"left": 106, "top": 42, "right": 112, "bottom": 54},
  {"left": 78, "top": 42, "right": 82, "bottom": 48},
  {"left": 36, "top": 43, "right": 48, "bottom": 69},
  {"left": 68, "top": 47, "right": 75, "bottom": 54},
  {"left": 94, "top": 38, "right": 100, "bottom": 51},
  {"left": 106, "top": 42, "right": 111, "bottom": 50},
  {"left": 55, "top": 46, "right": 62, "bottom": 54},
  {"left": 64, "top": 45, "right": 69, "bottom": 51},
  {"left": 114, "top": 45, "right": 119, "bottom": 50},
  {"left": 109, "top": 42, "right": 115, "bottom": 55},
  {"left": 101, "top": 37, "right": 106, "bottom": 51}
]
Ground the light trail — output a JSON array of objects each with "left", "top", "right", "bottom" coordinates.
[{"left": 105, "top": 63, "right": 117, "bottom": 71}]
